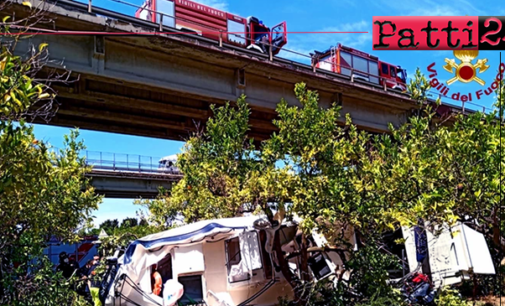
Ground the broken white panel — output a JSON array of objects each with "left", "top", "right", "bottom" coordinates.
[
  {"left": 401, "top": 226, "right": 419, "bottom": 273},
  {"left": 174, "top": 244, "right": 205, "bottom": 274},
  {"left": 426, "top": 224, "right": 462, "bottom": 287},
  {"left": 407, "top": 222, "right": 496, "bottom": 288},
  {"left": 309, "top": 230, "right": 336, "bottom": 279},
  {"left": 311, "top": 230, "right": 327, "bottom": 247},
  {"left": 228, "top": 260, "right": 249, "bottom": 283},
  {"left": 208, "top": 290, "right": 235, "bottom": 306},
  {"left": 239, "top": 231, "right": 262, "bottom": 271},
  {"left": 458, "top": 224, "right": 495, "bottom": 275}
]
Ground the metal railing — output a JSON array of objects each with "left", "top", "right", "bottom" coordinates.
[
  {"left": 76, "top": 0, "right": 495, "bottom": 115},
  {"left": 84, "top": 150, "right": 181, "bottom": 174}
]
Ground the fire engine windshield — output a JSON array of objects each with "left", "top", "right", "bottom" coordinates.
[{"left": 398, "top": 69, "right": 406, "bottom": 83}]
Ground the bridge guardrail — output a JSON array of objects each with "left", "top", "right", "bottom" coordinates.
[
  {"left": 84, "top": 150, "right": 181, "bottom": 175},
  {"left": 9, "top": 0, "right": 494, "bottom": 114},
  {"left": 83, "top": 0, "right": 493, "bottom": 115}
]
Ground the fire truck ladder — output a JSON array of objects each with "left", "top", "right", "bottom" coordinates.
[{"left": 330, "top": 46, "right": 336, "bottom": 72}]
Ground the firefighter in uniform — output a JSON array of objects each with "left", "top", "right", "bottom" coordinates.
[{"left": 56, "top": 252, "right": 79, "bottom": 279}]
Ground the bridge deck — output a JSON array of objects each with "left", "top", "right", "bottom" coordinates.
[
  {"left": 3, "top": 0, "right": 486, "bottom": 145},
  {"left": 82, "top": 151, "right": 182, "bottom": 198}
]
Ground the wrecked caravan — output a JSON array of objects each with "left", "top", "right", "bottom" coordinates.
[
  {"left": 397, "top": 222, "right": 496, "bottom": 288},
  {"left": 100, "top": 216, "right": 344, "bottom": 306}
]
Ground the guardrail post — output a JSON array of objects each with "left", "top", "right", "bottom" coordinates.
[
  {"left": 351, "top": 69, "right": 354, "bottom": 83},
  {"left": 159, "top": 14, "right": 163, "bottom": 32},
  {"left": 219, "top": 30, "right": 223, "bottom": 47},
  {"left": 269, "top": 45, "right": 273, "bottom": 61},
  {"left": 383, "top": 80, "right": 386, "bottom": 91},
  {"left": 462, "top": 101, "right": 465, "bottom": 114},
  {"left": 88, "top": 0, "right": 92, "bottom": 13}
]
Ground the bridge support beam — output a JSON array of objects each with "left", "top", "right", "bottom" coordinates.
[{"left": 88, "top": 174, "right": 175, "bottom": 199}]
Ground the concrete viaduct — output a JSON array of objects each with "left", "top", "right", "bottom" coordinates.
[{"left": 3, "top": 0, "right": 475, "bottom": 197}]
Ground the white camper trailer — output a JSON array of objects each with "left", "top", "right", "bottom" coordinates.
[
  {"left": 401, "top": 222, "right": 495, "bottom": 288},
  {"left": 101, "top": 216, "right": 345, "bottom": 306}
]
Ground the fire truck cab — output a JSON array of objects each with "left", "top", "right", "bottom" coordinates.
[
  {"left": 246, "top": 16, "right": 287, "bottom": 56},
  {"left": 379, "top": 61, "right": 408, "bottom": 91},
  {"left": 310, "top": 44, "right": 407, "bottom": 91},
  {"left": 135, "top": 0, "right": 287, "bottom": 56},
  {"left": 311, "top": 44, "right": 380, "bottom": 85}
]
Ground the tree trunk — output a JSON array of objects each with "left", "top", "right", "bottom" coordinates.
[
  {"left": 300, "top": 233, "right": 310, "bottom": 282},
  {"left": 297, "top": 233, "right": 311, "bottom": 306},
  {"left": 0, "top": 260, "right": 4, "bottom": 303},
  {"left": 273, "top": 230, "right": 301, "bottom": 300},
  {"left": 491, "top": 207, "right": 504, "bottom": 252}
]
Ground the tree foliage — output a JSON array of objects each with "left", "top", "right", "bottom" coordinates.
[
  {"left": 97, "top": 219, "right": 119, "bottom": 235},
  {"left": 161, "top": 98, "right": 265, "bottom": 222},
  {"left": 120, "top": 217, "right": 138, "bottom": 228},
  {"left": 0, "top": 2, "right": 101, "bottom": 304},
  {"left": 1, "top": 0, "right": 72, "bottom": 123},
  {"left": 141, "top": 67, "right": 504, "bottom": 303}
]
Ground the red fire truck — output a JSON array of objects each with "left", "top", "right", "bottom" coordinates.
[
  {"left": 310, "top": 44, "right": 407, "bottom": 91},
  {"left": 135, "top": 0, "right": 288, "bottom": 56}
]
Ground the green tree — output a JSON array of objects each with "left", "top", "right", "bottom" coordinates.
[
  {"left": 98, "top": 219, "right": 119, "bottom": 235},
  {"left": 140, "top": 86, "right": 382, "bottom": 302},
  {"left": 1, "top": 2, "right": 102, "bottom": 304},
  {"left": 142, "top": 73, "right": 504, "bottom": 303},
  {"left": 120, "top": 217, "right": 138, "bottom": 228}
]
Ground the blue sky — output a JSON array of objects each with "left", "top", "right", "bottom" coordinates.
[{"left": 30, "top": 0, "right": 505, "bottom": 228}]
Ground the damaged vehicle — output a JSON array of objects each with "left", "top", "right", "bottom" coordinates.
[
  {"left": 96, "top": 215, "right": 349, "bottom": 306},
  {"left": 94, "top": 215, "right": 496, "bottom": 306},
  {"left": 383, "top": 221, "right": 496, "bottom": 304}
]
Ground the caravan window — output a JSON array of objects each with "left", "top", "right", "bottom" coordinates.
[
  {"left": 225, "top": 233, "right": 264, "bottom": 283},
  {"left": 157, "top": 253, "right": 173, "bottom": 282},
  {"left": 225, "top": 237, "right": 241, "bottom": 269},
  {"left": 225, "top": 237, "right": 249, "bottom": 282},
  {"left": 177, "top": 275, "right": 204, "bottom": 304}
]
